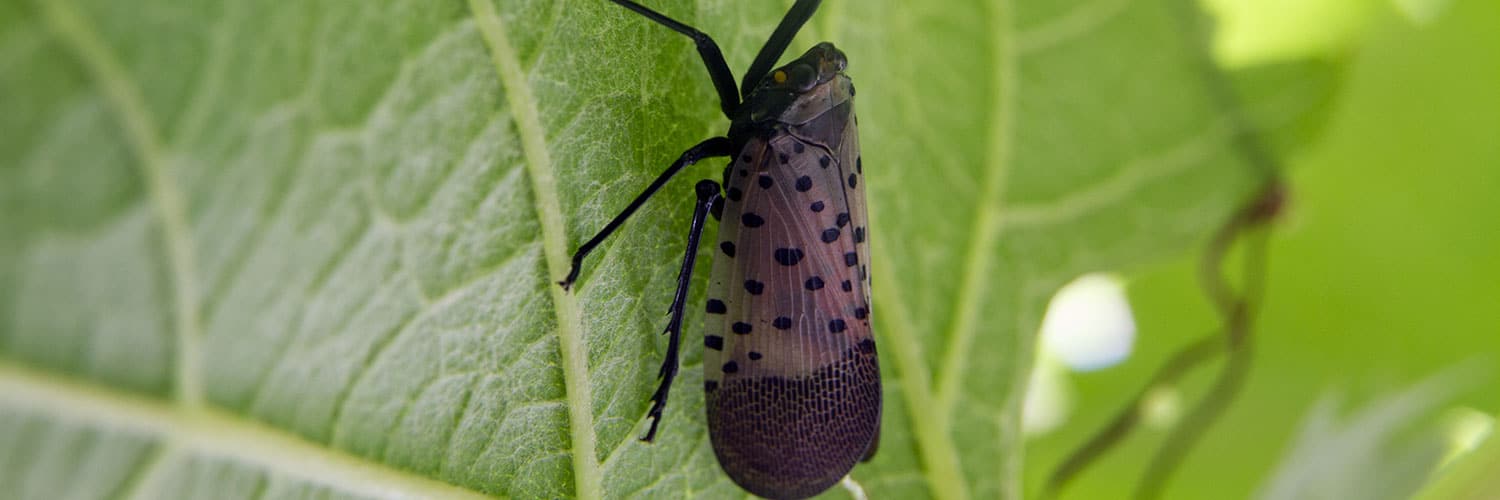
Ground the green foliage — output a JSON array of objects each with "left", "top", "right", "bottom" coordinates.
[
  {"left": 1028, "top": 1, "right": 1500, "bottom": 498},
  {"left": 9, "top": 0, "right": 1479, "bottom": 498}
]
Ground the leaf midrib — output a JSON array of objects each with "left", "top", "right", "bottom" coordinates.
[
  {"left": 933, "top": 0, "right": 1018, "bottom": 413},
  {"left": 869, "top": 0, "right": 1020, "bottom": 498},
  {"left": 467, "top": 1, "right": 605, "bottom": 499}
]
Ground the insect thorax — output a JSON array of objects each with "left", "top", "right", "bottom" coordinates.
[{"left": 730, "top": 43, "right": 854, "bottom": 142}]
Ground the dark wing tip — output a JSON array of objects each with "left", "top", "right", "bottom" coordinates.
[{"left": 707, "top": 347, "right": 881, "bottom": 499}]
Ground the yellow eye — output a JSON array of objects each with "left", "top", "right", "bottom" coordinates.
[{"left": 773, "top": 70, "right": 787, "bottom": 84}]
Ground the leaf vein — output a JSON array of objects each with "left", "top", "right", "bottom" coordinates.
[
  {"left": 869, "top": 244, "right": 968, "bottom": 500},
  {"left": 243, "top": 212, "right": 376, "bottom": 415},
  {"left": 1002, "top": 118, "right": 1235, "bottom": 229},
  {"left": 929, "top": 0, "right": 1018, "bottom": 492},
  {"left": 119, "top": 443, "right": 175, "bottom": 500},
  {"left": 196, "top": 109, "right": 332, "bottom": 329},
  {"left": 38, "top": 0, "right": 207, "bottom": 408},
  {"left": 1014, "top": 0, "right": 1134, "bottom": 54},
  {"left": 322, "top": 285, "right": 423, "bottom": 443},
  {"left": 0, "top": 363, "right": 493, "bottom": 499},
  {"left": 435, "top": 380, "right": 476, "bottom": 475},
  {"left": 105, "top": 436, "right": 169, "bottom": 500},
  {"left": 467, "top": 2, "right": 605, "bottom": 499}
]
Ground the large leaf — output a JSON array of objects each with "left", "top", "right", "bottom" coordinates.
[{"left": 0, "top": 0, "right": 1320, "bottom": 497}]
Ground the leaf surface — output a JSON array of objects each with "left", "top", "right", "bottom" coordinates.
[{"left": 0, "top": 0, "right": 1321, "bottom": 498}]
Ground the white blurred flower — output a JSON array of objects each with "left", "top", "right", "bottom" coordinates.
[
  {"left": 1039, "top": 273, "right": 1136, "bottom": 372},
  {"left": 1024, "top": 273, "right": 1139, "bottom": 437}
]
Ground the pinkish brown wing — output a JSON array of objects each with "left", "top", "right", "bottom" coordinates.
[
  {"left": 702, "top": 129, "right": 869, "bottom": 384},
  {"left": 700, "top": 101, "right": 879, "bottom": 499}
]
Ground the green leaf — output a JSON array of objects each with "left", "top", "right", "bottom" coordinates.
[
  {"left": 0, "top": 0, "right": 1323, "bottom": 498},
  {"left": 1023, "top": 1, "right": 1500, "bottom": 497},
  {"left": 1257, "top": 365, "right": 1475, "bottom": 500}
]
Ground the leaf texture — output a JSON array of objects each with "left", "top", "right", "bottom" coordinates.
[{"left": 0, "top": 0, "right": 1322, "bottom": 498}]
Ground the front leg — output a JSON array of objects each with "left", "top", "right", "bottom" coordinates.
[{"left": 560, "top": 137, "right": 731, "bottom": 290}]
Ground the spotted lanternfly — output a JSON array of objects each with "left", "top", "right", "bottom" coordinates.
[{"left": 559, "top": 0, "right": 878, "bottom": 498}]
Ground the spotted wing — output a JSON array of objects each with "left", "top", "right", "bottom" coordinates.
[
  {"left": 701, "top": 101, "right": 878, "bottom": 499},
  {"left": 703, "top": 117, "right": 871, "bottom": 384}
]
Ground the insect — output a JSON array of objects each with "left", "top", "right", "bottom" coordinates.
[{"left": 559, "top": 0, "right": 879, "bottom": 498}]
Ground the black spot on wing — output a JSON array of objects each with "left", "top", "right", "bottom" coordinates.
[{"left": 774, "top": 248, "right": 805, "bottom": 266}]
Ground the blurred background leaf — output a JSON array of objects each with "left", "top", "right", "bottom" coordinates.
[{"left": 1026, "top": 0, "right": 1500, "bottom": 498}]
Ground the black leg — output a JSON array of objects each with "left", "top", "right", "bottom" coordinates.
[
  {"left": 605, "top": 0, "right": 740, "bottom": 117},
  {"left": 642, "top": 179, "right": 722, "bottom": 442},
  {"left": 560, "top": 136, "right": 732, "bottom": 290},
  {"left": 740, "top": 0, "right": 823, "bottom": 97}
]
